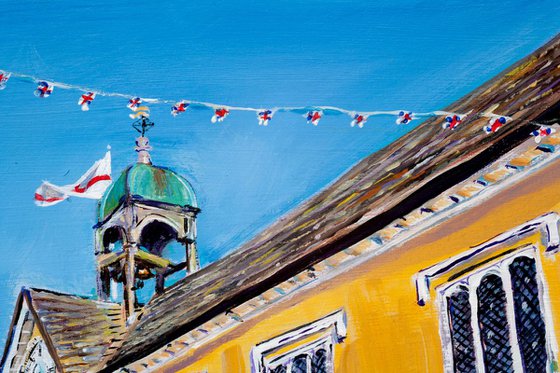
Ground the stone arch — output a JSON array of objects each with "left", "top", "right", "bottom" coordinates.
[
  {"left": 134, "top": 214, "right": 183, "bottom": 243},
  {"left": 101, "top": 225, "right": 127, "bottom": 253},
  {"left": 137, "top": 220, "right": 180, "bottom": 255}
]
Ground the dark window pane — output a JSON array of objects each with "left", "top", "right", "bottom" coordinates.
[
  {"left": 270, "top": 365, "right": 287, "bottom": 373},
  {"left": 477, "top": 274, "right": 514, "bottom": 373},
  {"left": 311, "top": 349, "right": 327, "bottom": 373},
  {"left": 447, "top": 289, "right": 477, "bottom": 373},
  {"left": 510, "top": 257, "right": 548, "bottom": 372},
  {"left": 292, "top": 355, "right": 308, "bottom": 373}
]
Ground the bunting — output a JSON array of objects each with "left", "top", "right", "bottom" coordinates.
[{"left": 0, "top": 69, "right": 556, "bottom": 135}]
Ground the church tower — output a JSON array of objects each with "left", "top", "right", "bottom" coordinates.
[{"left": 94, "top": 134, "right": 200, "bottom": 317}]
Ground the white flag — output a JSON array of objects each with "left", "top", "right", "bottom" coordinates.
[
  {"left": 34, "top": 149, "right": 112, "bottom": 207},
  {"left": 34, "top": 182, "right": 68, "bottom": 207}
]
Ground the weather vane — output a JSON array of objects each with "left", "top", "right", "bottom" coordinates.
[{"left": 132, "top": 115, "right": 154, "bottom": 137}]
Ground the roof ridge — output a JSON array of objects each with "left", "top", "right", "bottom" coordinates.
[{"left": 26, "top": 287, "right": 121, "bottom": 307}]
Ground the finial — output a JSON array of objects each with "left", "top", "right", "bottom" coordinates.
[
  {"left": 135, "top": 136, "right": 152, "bottom": 164},
  {"left": 131, "top": 115, "right": 155, "bottom": 164}
]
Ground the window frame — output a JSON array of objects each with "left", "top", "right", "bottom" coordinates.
[
  {"left": 250, "top": 309, "right": 346, "bottom": 373},
  {"left": 266, "top": 335, "right": 332, "bottom": 373},
  {"left": 437, "top": 246, "right": 556, "bottom": 373}
]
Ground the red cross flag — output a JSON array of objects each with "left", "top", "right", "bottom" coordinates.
[{"left": 34, "top": 148, "right": 112, "bottom": 207}]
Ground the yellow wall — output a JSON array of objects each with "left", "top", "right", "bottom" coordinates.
[{"left": 162, "top": 160, "right": 560, "bottom": 373}]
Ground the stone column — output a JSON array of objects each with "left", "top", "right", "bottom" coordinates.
[
  {"left": 186, "top": 241, "right": 200, "bottom": 274},
  {"left": 185, "top": 217, "right": 199, "bottom": 274},
  {"left": 96, "top": 267, "right": 111, "bottom": 301},
  {"left": 123, "top": 243, "right": 138, "bottom": 317}
]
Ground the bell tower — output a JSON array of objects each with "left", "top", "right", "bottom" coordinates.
[{"left": 94, "top": 118, "right": 200, "bottom": 317}]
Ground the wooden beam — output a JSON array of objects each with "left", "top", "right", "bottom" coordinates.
[
  {"left": 135, "top": 250, "right": 171, "bottom": 268},
  {"left": 97, "top": 251, "right": 125, "bottom": 268}
]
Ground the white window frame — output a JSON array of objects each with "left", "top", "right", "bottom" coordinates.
[
  {"left": 415, "top": 212, "right": 560, "bottom": 305},
  {"left": 250, "top": 309, "right": 347, "bottom": 373},
  {"left": 266, "top": 334, "right": 333, "bottom": 372},
  {"left": 437, "top": 246, "right": 557, "bottom": 373}
]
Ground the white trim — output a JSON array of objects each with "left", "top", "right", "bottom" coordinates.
[
  {"left": 250, "top": 309, "right": 346, "bottom": 373},
  {"left": 436, "top": 247, "right": 557, "bottom": 373},
  {"left": 500, "top": 263, "right": 524, "bottom": 372},
  {"left": 531, "top": 247, "right": 560, "bottom": 370},
  {"left": 266, "top": 335, "right": 332, "bottom": 372},
  {"left": 2, "top": 302, "right": 29, "bottom": 373},
  {"left": 467, "top": 283, "right": 485, "bottom": 373},
  {"left": 416, "top": 212, "right": 560, "bottom": 305}
]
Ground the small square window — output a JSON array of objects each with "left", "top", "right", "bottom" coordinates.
[{"left": 251, "top": 310, "right": 346, "bottom": 373}]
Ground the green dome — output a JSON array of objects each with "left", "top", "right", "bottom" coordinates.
[{"left": 98, "top": 163, "right": 198, "bottom": 221}]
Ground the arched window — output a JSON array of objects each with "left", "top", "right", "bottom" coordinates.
[
  {"left": 102, "top": 226, "right": 125, "bottom": 253},
  {"left": 136, "top": 220, "right": 184, "bottom": 304},
  {"left": 311, "top": 349, "right": 328, "bottom": 373},
  {"left": 446, "top": 288, "right": 476, "bottom": 373},
  {"left": 139, "top": 220, "right": 179, "bottom": 255},
  {"left": 292, "top": 354, "right": 308, "bottom": 373},
  {"left": 437, "top": 250, "right": 555, "bottom": 372},
  {"left": 477, "top": 274, "right": 514, "bottom": 373},
  {"left": 509, "top": 257, "right": 548, "bottom": 371},
  {"left": 99, "top": 226, "right": 126, "bottom": 302}
]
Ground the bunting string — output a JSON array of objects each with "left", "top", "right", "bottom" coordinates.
[{"left": 0, "top": 69, "right": 557, "bottom": 143}]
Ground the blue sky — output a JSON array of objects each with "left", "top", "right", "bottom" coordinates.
[{"left": 0, "top": 0, "right": 558, "bottom": 346}]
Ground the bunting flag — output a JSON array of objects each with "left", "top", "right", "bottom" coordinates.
[
  {"left": 78, "top": 92, "right": 96, "bottom": 111},
  {"left": 212, "top": 108, "right": 230, "bottom": 123},
  {"left": 257, "top": 110, "right": 273, "bottom": 126},
  {"left": 0, "top": 68, "right": 556, "bottom": 137},
  {"left": 127, "top": 97, "right": 143, "bottom": 111},
  {"left": 34, "top": 149, "right": 112, "bottom": 206},
  {"left": 306, "top": 111, "right": 322, "bottom": 126},
  {"left": 34, "top": 81, "right": 54, "bottom": 98},
  {"left": 443, "top": 115, "right": 463, "bottom": 130},
  {"left": 531, "top": 126, "right": 556, "bottom": 143},
  {"left": 396, "top": 111, "right": 414, "bottom": 125},
  {"left": 351, "top": 114, "right": 367, "bottom": 128},
  {"left": 0, "top": 71, "right": 10, "bottom": 90},
  {"left": 483, "top": 116, "right": 508, "bottom": 134},
  {"left": 171, "top": 101, "right": 189, "bottom": 116},
  {"left": 128, "top": 97, "right": 150, "bottom": 119}
]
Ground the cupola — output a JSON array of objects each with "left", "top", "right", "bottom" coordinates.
[{"left": 94, "top": 134, "right": 200, "bottom": 317}]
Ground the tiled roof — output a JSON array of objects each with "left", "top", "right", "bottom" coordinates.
[
  {"left": 25, "top": 288, "right": 126, "bottom": 372},
  {"left": 102, "top": 33, "right": 560, "bottom": 371}
]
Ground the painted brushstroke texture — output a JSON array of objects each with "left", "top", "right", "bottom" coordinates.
[
  {"left": 102, "top": 32, "right": 560, "bottom": 370},
  {"left": 0, "top": 0, "right": 559, "bottom": 352},
  {"left": 157, "top": 155, "right": 560, "bottom": 372}
]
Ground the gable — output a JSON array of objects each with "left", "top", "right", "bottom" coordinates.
[
  {"left": 1, "top": 288, "right": 126, "bottom": 373},
  {"left": 2, "top": 293, "right": 39, "bottom": 372}
]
